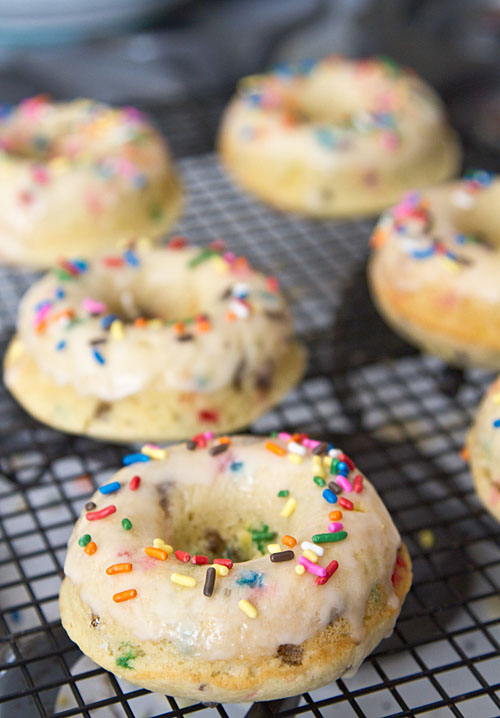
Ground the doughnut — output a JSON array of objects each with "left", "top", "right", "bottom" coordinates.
[
  {"left": 368, "top": 171, "right": 500, "bottom": 368},
  {"left": 467, "top": 380, "right": 500, "bottom": 522},
  {"left": 3, "top": 240, "right": 306, "bottom": 441},
  {"left": 60, "top": 433, "right": 412, "bottom": 702},
  {"left": 0, "top": 96, "right": 182, "bottom": 267},
  {"left": 218, "top": 56, "right": 460, "bottom": 217}
]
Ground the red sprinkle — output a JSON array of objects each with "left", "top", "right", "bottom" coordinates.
[
  {"left": 338, "top": 453, "right": 354, "bottom": 471},
  {"left": 86, "top": 505, "right": 116, "bottom": 521},
  {"left": 192, "top": 555, "right": 209, "bottom": 565},
  {"left": 391, "top": 555, "right": 406, "bottom": 585},
  {"left": 267, "top": 276, "right": 279, "bottom": 292},
  {"left": 213, "top": 558, "right": 233, "bottom": 569},
  {"left": 353, "top": 475, "right": 363, "bottom": 493},
  {"left": 102, "top": 256, "right": 125, "bottom": 267},
  {"left": 168, "top": 236, "right": 187, "bottom": 249},
  {"left": 193, "top": 434, "right": 207, "bottom": 448},
  {"left": 129, "top": 475, "right": 141, "bottom": 491},
  {"left": 209, "top": 238, "right": 226, "bottom": 251},
  {"left": 175, "top": 550, "right": 191, "bottom": 563},
  {"left": 315, "top": 560, "right": 339, "bottom": 585},
  {"left": 198, "top": 409, "right": 219, "bottom": 423},
  {"left": 338, "top": 497, "right": 353, "bottom": 510}
]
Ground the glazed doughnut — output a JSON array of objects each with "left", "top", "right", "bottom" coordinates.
[
  {"left": 467, "top": 380, "right": 500, "bottom": 522},
  {"left": 0, "top": 96, "right": 182, "bottom": 267},
  {"left": 60, "top": 433, "right": 412, "bottom": 702},
  {"left": 369, "top": 171, "right": 500, "bottom": 368},
  {"left": 3, "top": 240, "right": 306, "bottom": 441},
  {"left": 219, "top": 56, "right": 460, "bottom": 217}
]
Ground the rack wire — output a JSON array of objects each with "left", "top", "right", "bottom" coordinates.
[{"left": 0, "top": 95, "right": 499, "bottom": 718}]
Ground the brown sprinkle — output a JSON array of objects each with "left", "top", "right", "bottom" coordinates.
[
  {"left": 270, "top": 550, "right": 295, "bottom": 563},
  {"left": 203, "top": 566, "right": 216, "bottom": 597},
  {"left": 209, "top": 443, "right": 229, "bottom": 456}
]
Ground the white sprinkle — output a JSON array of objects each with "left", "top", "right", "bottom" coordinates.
[
  {"left": 288, "top": 441, "right": 306, "bottom": 456},
  {"left": 229, "top": 300, "right": 250, "bottom": 319},
  {"left": 301, "top": 541, "right": 324, "bottom": 556},
  {"left": 451, "top": 189, "right": 476, "bottom": 210}
]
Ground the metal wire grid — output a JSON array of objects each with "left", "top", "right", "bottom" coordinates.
[{"left": 0, "top": 153, "right": 499, "bottom": 718}]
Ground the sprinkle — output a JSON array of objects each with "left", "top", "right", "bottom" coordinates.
[
  {"left": 129, "top": 475, "right": 141, "bottom": 491},
  {"left": 209, "top": 443, "right": 229, "bottom": 456},
  {"left": 78, "top": 534, "right": 91, "bottom": 547},
  {"left": 99, "top": 481, "right": 120, "bottom": 495},
  {"left": 113, "top": 589, "right": 137, "bottom": 603},
  {"left": 329, "top": 510, "right": 342, "bottom": 521},
  {"left": 85, "top": 501, "right": 96, "bottom": 511},
  {"left": 186, "top": 440, "right": 197, "bottom": 451},
  {"left": 121, "top": 518, "right": 132, "bottom": 531},
  {"left": 277, "top": 490, "right": 289, "bottom": 497},
  {"left": 336, "top": 476, "right": 353, "bottom": 493},
  {"left": 282, "top": 535, "right": 297, "bottom": 547},
  {"left": 212, "top": 563, "right": 229, "bottom": 576},
  {"left": 175, "top": 550, "right": 191, "bottom": 563},
  {"left": 493, "top": 419, "right": 500, "bottom": 428},
  {"left": 189, "top": 248, "right": 217, "bottom": 268},
  {"left": 301, "top": 541, "right": 324, "bottom": 557},
  {"left": 311, "top": 442, "right": 328, "bottom": 455},
  {"left": 84, "top": 541, "right": 97, "bottom": 555},
  {"left": 86, "top": 505, "right": 116, "bottom": 521},
  {"left": 192, "top": 555, "right": 209, "bottom": 565},
  {"left": 298, "top": 556, "right": 326, "bottom": 577},
  {"left": 213, "top": 558, "right": 233, "bottom": 569},
  {"left": 353, "top": 475, "right": 364, "bottom": 493},
  {"left": 338, "top": 497, "right": 354, "bottom": 510},
  {"left": 322, "top": 489, "right": 338, "bottom": 504},
  {"left": 338, "top": 453, "right": 355, "bottom": 471},
  {"left": 280, "top": 497, "right": 297, "bottom": 518},
  {"left": 270, "top": 550, "right": 294, "bottom": 562},
  {"left": 123, "top": 249, "right": 140, "bottom": 267},
  {"left": 238, "top": 599, "right": 257, "bottom": 619},
  {"left": 328, "top": 481, "right": 342, "bottom": 495},
  {"left": 315, "top": 560, "right": 339, "bottom": 586},
  {"left": 288, "top": 453, "right": 303, "bottom": 464},
  {"left": 328, "top": 521, "right": 344, "bottom": 532},
  {"left": 203, "top": 567, "right": 216, "bottom": 596},
  {"left": 295, "top": 565, "right": 305, "bottom": 575},
  {"left": 303, "top": 549, "right": 319, "bottom": 563},
  {"left": 92, "top": 347, "right": 105, "bottom": 364},
  {"left": 313, "top": 476, "right": 326, "bottom": 487},
  {"left": 312, "top": 531, "right": 348, "bottom": 543},
  {"left": 153, "top": 539, "right": 173, "bottom": 553},
  {"left": 267, "top": 544, "right": 281, "bottom": 554},
  {"left": 198, "top": 409, "right": 219, "bottom": 423},
  {"left": 110, "top": 320, "right": 125, "bottom": 340},
  {"left": 123, "top": 453, "right": 150, "bottom": 466},
  {"left": 265, "top": 441, "right": 286, "bottom": 457},
  {"left": 336, "top": 461, "right": 349, "bottom": 476},
  {"left": 141, "top": 444, "right": 168, "bottom": 460},
  {"left": 145, "top": 546, "right": 168, "bottom": 560},
  {"left": 82, "top": 298, "right": 107, "bottom": 314},
  {"left": 55, "top": 340, "right": 66, "bottom": 351},
  {"left": 106, "top": 563, "right": 132, "bottom": 575},
  {"left": 278, "top": 432, "right": 292, "bottom": 441},
  {"left": 288, "top": 441, "right": 306, "bottom": 455}
]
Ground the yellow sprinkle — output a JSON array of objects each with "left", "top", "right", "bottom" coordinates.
[
  {"left": 238, "top": 599, "right": 257, "bottom": 619},
  {"left": 280, "top": 497, "right": 297, "bottom": 518},
  {"left": 110, "top": 319, "right": 125, "bottom": 340},
  {"left": 147, "top": 319, "right": 163, "bottom": 330},
  {"left": 211, "top": 256, "right": 230, "bottom": 273},
  {"left": 442, "top": 257, "right": 461, "bottom": 273},
  {"left": 323, "top": 455, "right": 332, "bottom": 469},
  {"left": 417, "top": 529, "right": 435, "bottom": 550},
  {"left": 141, "top": 444, "right": 168, "bottom": 460},
  {"left": 171, "top": 573, "right": 197, "bottom": 588},
  {"left": 295, "top": 565, "right": 305, "bottom": 575},
  {"left": 212, "top": 563, "right": 229, "bottom": 577},
  {"left": 136, "top": 236, "right": 153, "bottom": 251},
  {"left": 312, "top": 455, "right": 323, "bottom": 465},
  {"left": 287, "top": 453, "right": 303, "bottom": 464},
  {"left": 8, "top": 338, "right": 25, "bottom": 363},
  {"left": 303, "top": 549, "right": 319, "bottom": 563},
  {"left": 312, "top": 464, "right": 326, "bottom": 479},
  {"left": 153, "top": 538, "right": 173, "bottom": 554},
  {"left": 267, "top": 544, "right": 281, "bottom": 554},
  {"left": 492, "top": 392, "right": 500, "bottom": 404}
]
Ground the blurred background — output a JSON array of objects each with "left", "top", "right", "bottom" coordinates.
[{"left": 0, "top": 0, "right": 499, "bottom": 160}]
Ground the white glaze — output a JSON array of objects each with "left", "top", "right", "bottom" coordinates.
[{"left": 63, "top": 436, "right": 402, "bottom": 660}]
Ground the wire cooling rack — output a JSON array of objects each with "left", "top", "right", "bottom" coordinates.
[{"left": 1, "top": 132, "right": 500, "bottom": 716}]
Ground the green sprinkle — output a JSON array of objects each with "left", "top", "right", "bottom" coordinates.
[
  {"left": 250, "top": 523, "right": 277, "bottom": 554},
  {"left": 270, "top": 431, "right": 278, "bottom": 437},
  {"left": 312, "top": 531, "right": 348, "bottom": 543},
  {"left": 188, "top": 248, "right": 216, "bottom": 268},
  {"left": 121, "top": 518, "right": 132, "bottom": 531},
  {"left": 277, "top": 489, "right": 289, "bottom": 497},
  {"left": 330, "top": 458, "right": 339, "bottom": 475},
  {"left": 115, "top": 643, "right": 137, "bottom": 670},
  {"left": 78, "top": 534, "right": 91, "bottom": 548},
  {"left": 313, "top": 476, "right": 326, "bottom": 487},
  {"left": 52, "top": 268, "right": 73, "bottom": 282}
]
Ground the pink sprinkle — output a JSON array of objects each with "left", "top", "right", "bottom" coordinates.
[
  {"left": 33, "top": 304, "right": 52, "bottom": 326},
  {"left": 278, "top": 432, "right": 292, "bottom": 441},
  {"left": 336, "top": 475, "right": 353, "bottom": 493},
  {"left": 304, "top": 439, "right": 321, "bottom": 449},
  {"left": 223, "top": 251, "right": 236, "bottom": 264},
  {"left": 82, "top": 298, "right": 107, "bottom": 315},
  {"left": 32, "top": 165, "right": 49, "bottom": 184},
  {"left": 298, "top": 556, "right": 326, "bottom": 577},
  {"left": 328, "top": 522, "right": 344, "bottom": 533},
  {"left": 204, "top": 431, "right": 214, "bottom": 440}
]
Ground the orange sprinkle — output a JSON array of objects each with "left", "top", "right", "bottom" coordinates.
[
  {"left": 225, "top": 310, "right": 236, "bottom": 322},
  {"left": 35, "top": 320, "right": 47, "bottom": 334},
  {"left": 233, "top": 257, "right": 250, "bottom": 273},
  {"left": 134, "top": 317, "right": 147, "bottom": 328},
  {"left": 113, "top": 589, "right": 137, "bottom": 603},
  {"left": 460, "top": 446, "right": 470, "bottom": 462},
  {"left": 282, "top": 535, "right": 297, "bottom": 548},
  {"left": 52, "top": 308, "right": 75, "bottom": 322},
  {"left": 145, "top": 546, "right": 168, "bottom": 561},
  {"left": 84, "top": 541, "right": 97, "bottom": 555},
  {"left": 265, "top": 441, "right": 286, "bottom": 457},
  {"left": 370, "top": 229, "right": 388, "bottom": 249},
  {"left": 218, "top": 436, "right": 232, "bottom": 445},
  {"left": 173, "top": 321, "right": 185, "bottom": 335},
  {"left": 106, "top": 562, "right": 132, "bottom": 575},
  {"left": 329, "top": 510, "right": 343, "bottom": 522},
  {"left": 197, "top": 319, "right": 212, "bottom": 333}
]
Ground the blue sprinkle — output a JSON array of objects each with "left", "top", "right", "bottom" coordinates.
[
  {"left": 493, "top": 419, "right": 500, "bottom": 428},
  {"left": 72, "top": 259, "right": 88, "bottom": 272},
  {"left": 54, "top": 287, "right": 65, "bottom": 300},
  {"left": 92, "top": 348, "right": 105, "bottom": 365},
  {"left": 314, "top": 126, "right": 336, "bottom": 150},
  {"left": 411, "top": 246, "right": 435, "bottom": 260},
  {"left": 55, "top": 340, "right": 66, "bottom": 351},
  {"left": 236, "top": 570, "right": 263, "bottom": 588},
  {"left": 322, "top": 489, "right": 338, "bottom": 504},
  {"left": 230, "top": 461, "right": 243, "bottom": 472},
  {"left": 101, "top": 314, "right": 117, "bottom": 330},
  {"left": 454, "top": 233, "right": 466, "bottom": 245},
  {"left": 445, "top": 250, "right": 458, "bottom": 261},
  {"left": 248, "top": 92, "right": 262, "bottom": 107},
  {"left": 99, "top": 480, "right": 121, "bottom": 495},
  {"left": 337, "top": 461, "right": 349, "bottom": 476},
  {"left": 123, "top": 453, "right": 151, "bottom": 466},
  {"left": 123, "top": 249, "right": 140, "bottom": 267}
]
